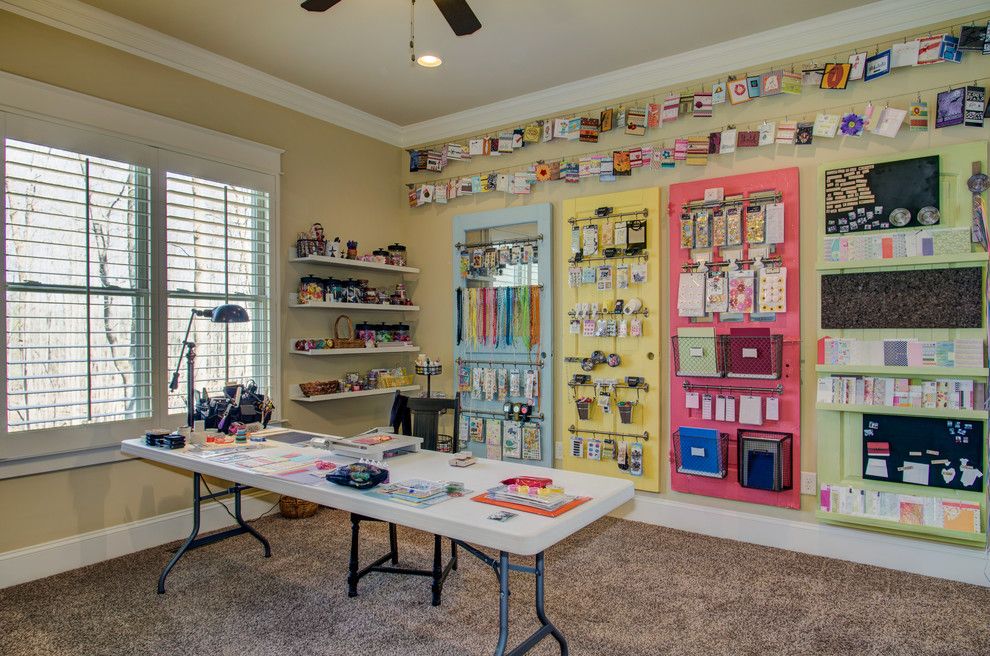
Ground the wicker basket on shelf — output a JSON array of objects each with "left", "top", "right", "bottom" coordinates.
[
  {"left": 330, "top": 315, "right": 366, "bottom": 349},
  {"left": 279, "top": 496, "right": 319, "bottom": 519}
]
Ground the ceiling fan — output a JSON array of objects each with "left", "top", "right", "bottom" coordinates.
[{"left": 301, "top": 0, "right": 481, "bottom": 36}]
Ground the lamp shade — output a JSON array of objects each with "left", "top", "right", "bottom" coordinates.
[{"left": 210, "top": 304, "right": 250, "bottom": 323}]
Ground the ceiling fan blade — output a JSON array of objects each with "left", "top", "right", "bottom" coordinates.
[
  {"left": 301, "top": 0, "right": 343, "bottom": 12},
  {"left": 432, "top": 0, "right": 481, "bottom": 35}
]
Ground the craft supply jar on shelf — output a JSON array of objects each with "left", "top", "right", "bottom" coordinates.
[
  {"left": 388, "top": 243, "right": 407, "bottom": 267},
  {"left": 325, "top": 277, "right": 345, "bottom": 302},
  {"left": 298, "top": 275, "right": 325, "bottom": 304},
  {"left": 372, "top": 248, "right": 390, "bottom": 264},
  {"left": 395, "top": 323, "right": 411, "bottom": 343}
]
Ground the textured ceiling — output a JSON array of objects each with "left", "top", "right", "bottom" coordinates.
[{"left": 80, "top": 0, "right": 868, "bottom": 125}]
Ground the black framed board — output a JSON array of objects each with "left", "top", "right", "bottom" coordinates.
[
  {"left": 824, "top": 155, "right": 939, "bottom": 234},
  {"left": 862, "top": 414, "right": 984, "bottom": 492}
]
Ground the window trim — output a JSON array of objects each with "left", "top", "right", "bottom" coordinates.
[{"left": 0, "top": 74, "right": 282, "bottom": 477}]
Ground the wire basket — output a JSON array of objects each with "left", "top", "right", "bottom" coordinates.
[
  {"left": 296, "top": 238, "right": 327, "bottom": 258},
  {"left": 672, "top": 428, "right": 728, "bottom": 478},
  {"left": 575, "top": 399, "right": 593, "bottom": 420},
  {"left": 378, "top": 373, "right": 414, "bottom": 388},
  {"left": 671, "top": 335, "right": 724, "bottom": 377},
  {"left": 737, "top": 430, "right": 793, "bottom": 491},
  {"left": 721, "top": 334, "right": 783, "bottom": 379}
]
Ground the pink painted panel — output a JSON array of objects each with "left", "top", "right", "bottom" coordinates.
[{"left": 667, "top": 168, "right": 801, "bottom": 509}]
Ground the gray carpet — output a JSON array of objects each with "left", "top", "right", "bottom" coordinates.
[{"left": 1, "top": 509, "right": 989, "bottom": 656}]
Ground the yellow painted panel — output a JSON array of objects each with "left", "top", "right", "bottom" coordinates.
[{"left": 557, "top": 187, "right": 662, "bottom": 491}]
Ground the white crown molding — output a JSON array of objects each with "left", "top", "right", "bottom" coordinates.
[
  {"left": 0, "top": 0, "right": 405, "bottom": 145},
  {"left": 399, "top": 0, "right": 989, "bottom": 147},
  {"left": 1, "top": 0, "right": 986, "bottom": 149}
]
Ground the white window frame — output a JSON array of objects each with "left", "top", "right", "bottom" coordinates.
[{"left": 0, "top": 73, "right": 282, "bottom": 478}]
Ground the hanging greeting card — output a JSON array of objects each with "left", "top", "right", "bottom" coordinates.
[
  {"left": 737, "top": 131, "right": 760, "bottom": 147},
  {"left": 613, "top": 151, "right": 632, "bottom": 176},
  {"left": 625, "top": 107, "right": 647, "bottom": 135},
  {"left": 661, "top": 94, "right": 680, "bottom": 122},
  {"left": 580, "top": 117, "right": 600, "bottom": 143},
  {"left": 839, "top": 112, "right": 865, "bottom": 137},
  {"left": 600, "top": 108, "right": 614, "bottom": 133},
  {"left": 727, "top": 78, "right": 751, "bottom": 105},
  {"left": 820, "top": 63, "right": 851, "bottom": 89},
  {"left": 781, "top": 72, "right": 802, "bottom": 95},
  {"left": 711, "top": 81, "right": 727, "bottom": 104},
  {"left": 864, "top": 49, "right": 892, "bottom": 81},
  {"left": 693, "top": 92, "right": 713, "bottom": 118},
  {"left": 647, "top": 102, "right": 661, "bottom": 128},
  {"left": 812, "top": 113, "right": 840, "bottom": 138},
  {"left": 746, "top": 75, "right": 762, "bottom": 98},
  {"left": 848, "top": 52, "right": 867, "bottom": 80},
  {"left": 964, "top": 86, "right": 986, "bottom": 127},
  {"left": 758, "top": 121, "right": 776, "bottom": 145},
  {"left": 720, "top": 129, "right": 738, "bottom": 154},
  {"left": 871, "top": 107, "right": 907, "bottom": 137},
  {"left": 761, "top": 70, "right": 782, "bottom": 96},
  {"left": 908, "top": 102, "right": 929, "bottom": 131},
  {"left": 795, "top": 122, "right": 814, "bottom": 146}
]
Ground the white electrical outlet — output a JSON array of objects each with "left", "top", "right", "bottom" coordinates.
[
  {"left": 800, "top": 471, "right": 817, "bottom": 495},
  {"left": 555, "top": 441, "right": 563, "bottom": 458}
]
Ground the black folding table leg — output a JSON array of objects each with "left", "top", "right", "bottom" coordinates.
[
  {"left": 348, "top": 514, "right": 361, "bottom": 597},
  {"left": 157, "top": 472, "right": 272, "bottom": 594},
  {"left": 389, "top": 523, "right": 399, "bottom": 564}
]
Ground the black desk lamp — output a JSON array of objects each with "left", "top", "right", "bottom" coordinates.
[{"left": 169, "top": 304, "right": 250, "bottom": 428}]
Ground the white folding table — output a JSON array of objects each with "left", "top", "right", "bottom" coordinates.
[{"left": 121, "top": 438, "right": 634, "bottom": 656}]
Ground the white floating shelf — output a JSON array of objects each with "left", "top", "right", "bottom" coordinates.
[
  {"left": 289, "top": 384, "right": 420, "bottom": 403},
  {"left": 289, "top": 343, "right": 420, "bottom": 356},
  {"left": 290, "top": 253, "right": 419, "bottom": 274},
  {"left": 288, "top": 300, "right": 419, "bottom": 312}
]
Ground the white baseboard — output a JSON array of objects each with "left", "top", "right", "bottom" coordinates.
[
  {"left": 613, "top": 494, "right": 990, "bottom": 587},
  {"left": 0, "top": 493, "right": 275, "bottom": 589},
  {"left": 4, "top": 491, "right": 988, "bottom": 590}
]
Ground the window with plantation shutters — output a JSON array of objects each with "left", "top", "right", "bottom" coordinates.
[
  {"left": 165, "top": 173, "right": 271, "bottom": 412},
  {"left": 4, "top": 138, "right": 153, "bottom": 431}
]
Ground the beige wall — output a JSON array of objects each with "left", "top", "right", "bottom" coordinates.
[
  {"left": 401, "top": 15, "right": 990, "bottom": 521},
  {"left": 0, "top": 11, "right": 405, "bottom": 551}
]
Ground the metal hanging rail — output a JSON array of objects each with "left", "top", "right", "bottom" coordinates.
[
  {"left": 681, "top": 255, "right": 782, "bottom": 270},
  {"left": 568, "top": 381, "right": 650, "bottom": 392},
  {"left": 455, "top": 234, "right": 543, "bottom": 250},
  {"left": 682, "top": 381, "right": 783, "bottom": 394},
  {"left": 568, "top": 307, "right": 649, "bottom": 318},
  {"left": 570, "top": 251, "right": 648, "bottom": 264},
  {"left": 679, "top": 191, "right": 782, "bottom": 212},
  {"left": 462, "top": 408, "right": 545, "bottom": 421},
  {"left": 567, "top": 425, "right": 649, "bottom": 441},
  {"left": 457, "top": 355, "right": 545, "bottom": 367},
  {"left": 568, "top": 207, "right": 648, "bottom": 224}
]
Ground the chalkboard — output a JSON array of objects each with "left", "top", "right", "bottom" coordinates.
[
  {"left": 821, "top": 267, "right": 984, "bottom": 329},
  {"left": 824, "top": 155, "right": 939, "bottom": 234},
  {"left": 862, "top": 414, "right": 984, "bottom": 492}
]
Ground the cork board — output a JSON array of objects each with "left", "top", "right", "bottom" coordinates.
[
  {"left": 824, "top": 155, "right": 939, "bottom": 234},
  {"left": 821, "top": 267, "right": 983, "bottom": 328}
]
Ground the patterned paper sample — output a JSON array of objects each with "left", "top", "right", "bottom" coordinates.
[
  {"left": 745, "top": 208, "right": 766, "bottom": 243},
  {"left": 503, "top": 421, "right": 522, "bottom": 459},
  {"left": 705, "top": 272, "right": 729, "bottom": 313},
  {"left": 522, "top": 425, "right": 541, "bottom": 460},
  {"left": 727, "top": 270, "right": 755, "bottom": 313},
  {"left": 726, "top": 206, "right": 743, "bottom": 245},
  {"left": 680, "top": 215, "right": 695, "bottom": 249},
  {"left": 758, "top": 267, "right": 787, "bottom": 313},
  {"left": 677, "top": 272, "right": 707, "bottom": 317}
]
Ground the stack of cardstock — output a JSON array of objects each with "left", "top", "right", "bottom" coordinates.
[{"left": 820, "top": 484, "right": 981, "bottom": 534}]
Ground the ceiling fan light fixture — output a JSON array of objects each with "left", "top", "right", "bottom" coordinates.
[{"left": 416, "top": 54, "right": 443, "bottom": 68}]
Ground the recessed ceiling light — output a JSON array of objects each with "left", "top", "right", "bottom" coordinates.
[{"left": 416, "top": 54, "right": 442, "bottom": 68}]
